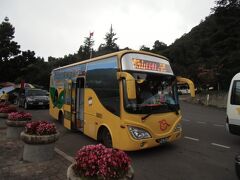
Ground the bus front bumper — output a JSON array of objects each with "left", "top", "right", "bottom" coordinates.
[{"left": 120, "top": 130, "right": 182, "bottom": 151}]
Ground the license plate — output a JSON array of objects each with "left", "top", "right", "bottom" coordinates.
[
  {"left": 158, "top": 137, "right": 169, "bottom": 144},
  {"left": 39, "top": 102, "right": 43, "bottom": 105}
]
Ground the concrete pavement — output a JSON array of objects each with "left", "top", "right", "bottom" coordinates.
[{"left": 0, "top": 126, "right": 71, "bottom": 180}]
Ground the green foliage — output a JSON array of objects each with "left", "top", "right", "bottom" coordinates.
[
  {"left": 139, "top": 40, "right": 167, "bottom": 55},
  {"left": 97, "top": 25, "right": 119, "bottom": 56},
  {"left": 0, "top": 17, "right": 45, "bottom": 86},
  {"left": 163, "top": 1, "right": 240, "bottom": 90},
  {"left": 0, "top": 17, "right": 20, "bottom": 62},
  {"left": 212, "top": 0, "right": 240, "bottom": 13},
  {"left": 18, "top": 60, "right": 50, "bottom": 88},
  {"left": 78, "top": 35, "right": 94, "bottom": 60},
  {"left": 77, "top": 34, "right": 95, "bottom": 60},
  {"left": 139, "top": 45, "right": 151, "bottom": 52},
  {"left": 1, "top": 3, "right": 239, "bottom": 92},
  {"left": 152, "top": 40, "right": 167, "bottom": 54}
]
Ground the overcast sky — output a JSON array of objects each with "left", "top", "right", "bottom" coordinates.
[{"left": 0, "top": 0, "right": 216, "bottom": 60}]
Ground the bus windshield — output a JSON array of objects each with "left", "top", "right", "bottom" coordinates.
[{"left": 124, "top": 72, "right": 179, "bottom": 114}]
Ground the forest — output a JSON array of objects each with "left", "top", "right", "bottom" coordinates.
[{"left": 0, "top": 0, "right": 239, "bottom": 91}]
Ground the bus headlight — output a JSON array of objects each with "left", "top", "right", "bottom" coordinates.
[
  {"left": 174, "top": 123, "right": 182, "bottom": 132},
  {"left": 128, "top": 126, "right": 151, "bottom": 140}
]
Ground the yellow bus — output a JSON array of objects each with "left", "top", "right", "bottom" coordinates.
[{"left": 49, "top": 50, "right": 195, "bottom": 151}]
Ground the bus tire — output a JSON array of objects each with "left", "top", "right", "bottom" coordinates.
[
  {"left": 58, "top": 111, "right": 64, "bottom": 124},
  {"left": 102, "top": 128, "right": 112, "bottom": 148}
]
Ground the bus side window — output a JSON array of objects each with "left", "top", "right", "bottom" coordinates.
[{"left": 231, "top": 81, "right": 240, "bottom": 105}]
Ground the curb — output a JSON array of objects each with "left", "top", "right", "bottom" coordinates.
[{"left": 54, "top": 147, "right": 74, "bottom": 163}]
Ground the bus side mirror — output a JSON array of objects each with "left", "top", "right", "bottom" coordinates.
[
  {"left": 117, "top": 72, "right": 136, "bottom": 100},
  {"left": 176, "top": 76, "right": 195, "bottom": 97}
]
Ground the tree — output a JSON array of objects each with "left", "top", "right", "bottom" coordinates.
[
  {"left": 98, "top": 25, "right": 119, "bottom": 56},
  {"left": 0, "top": 17, "right": 20, "bottom": 61},
  {"left": 139, "top": 45, "right": 151, "bottom": 52},
  {"left": 0, "top": 17, "right": 21, "bottom": 82},
  {"left": 163, "top": 0, "right": 240, "bottom": 90},
  {"left": 3, "top": 50, "right": 43, "bottom": 82},
  {"left": 152, "top": 40, "right": 167, "bottom": 54},
  {"left": 18, "top": 60, "right": 51, "bottom": 88},
  {"left": 212, "top": 0, "right": 240, "bottom": 13},
  {"left": 216, "top": 0, "right": 240, "bottom": 7},
  {"left": 0, "top": 17, "right": 50, "bottom": 88},
  {"left": 78, "top": 33, "right": 94, "bottom": 60}
]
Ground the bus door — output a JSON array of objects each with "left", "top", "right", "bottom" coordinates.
[
  {"left": 75, "top": 77, "right": 85, "bottom": 131},
  {"left": 63, "top": 79, "right": 73, "bottom": 130}
]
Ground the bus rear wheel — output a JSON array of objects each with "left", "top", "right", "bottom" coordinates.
[
  {"left": 102, "top": 128, "right": 112, "bottom": 148},
  {"left": 58, "top": 112, "right": 64, "bottom": 124}
]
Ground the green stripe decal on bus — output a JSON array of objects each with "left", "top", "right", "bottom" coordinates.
[{"left": 50, "top": 87, "right": 65, "bottom": 109}]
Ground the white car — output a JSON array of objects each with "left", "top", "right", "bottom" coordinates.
[
  {"left": 177, "top": 85, "right": 190, "bottom": 95},
  {"left": 226, "top": 72, "right": 240, "bottom": 135}
]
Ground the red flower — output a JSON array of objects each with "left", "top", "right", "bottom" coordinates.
[
  {"left": 25, "top": 121, "right": 57, "bottom": 135},
  {"left": 73, "top": 144, "right": 131, "bottom": 179},
  {"left": 0, "top": 106, "right": 17, "bottom": 113},
  {"left": 8, "top": 112, "right": 32, "bottom": 121},
  {"left": 0, "top": 104, "right": 7, "bottom": 108}
]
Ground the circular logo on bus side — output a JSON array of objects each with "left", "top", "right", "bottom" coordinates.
[{"left": 159, "top": 120, "right": 170, "bottom": 131}]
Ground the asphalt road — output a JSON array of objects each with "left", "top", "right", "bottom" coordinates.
[{"left": 26, "top": 100, "right": 240, "bottom": 180}]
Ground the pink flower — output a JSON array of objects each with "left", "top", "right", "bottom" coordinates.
[
  {"left": 73, "top": 144, "right": 131, "bottom": 179},
  {"left": 8, "top": 111, "right": 32, "bottom": 121},
  {"left": 0, "top": 104, "right": 7, "bottom": 108},
  {"left": 25, "top": 121, "right": 57, "bottom": 135},
  {"left": 0, "top": 106, "right": 17, "bottom": 113}
]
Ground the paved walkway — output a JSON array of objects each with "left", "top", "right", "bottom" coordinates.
[{"left": 0, "top": 124, "right": 72, "bottom": 180}]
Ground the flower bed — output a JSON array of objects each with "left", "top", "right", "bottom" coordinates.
[
  {"left": 0, "top": 104, "right": 8, "bottom": 127},
  {"left": 25, "top": 121, "right": 57, "bottom": 135},
  {"left": 21, "top": 121, "right": 58, "bottom": 144},
  {"left": 69, "top": 144, "right": 133, "bottom": 180},
  {"left": 0, "top": 103, "right": 9, "bottom": 108},
  {"left": 8, "top": 112, "right": 32, "bottom": 121},
  {"left": 0, "top": 106, "right": 17, "bottom": 113},
  {"left": 0, "top": 106, "right": 17, "bottom": 118},
  {"left": 21, "top": 121, "right": 59, "bottom": 162},
  {"left": 6, "top": 112, "right": 32, "bottom": 127},
  {"left": 5, "top": 112, "right": 32, "bottom": 139}
]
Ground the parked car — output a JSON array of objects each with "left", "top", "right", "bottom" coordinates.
[
  {"left": 18, "top": 88, "right": 49, "bottom": 109},
  {"left": 177, "top": 85, "right": 190, "bottom": 95},
  {"left": 226, "top": 72, "right": 240, "bottom": 135}
]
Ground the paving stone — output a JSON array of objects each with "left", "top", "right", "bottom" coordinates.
[{"left": 0, "top": 128, "right": 71, "bottom": 179}]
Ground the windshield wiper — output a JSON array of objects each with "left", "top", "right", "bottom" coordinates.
[
  {"left": 141, "top": 103, "right": 179, "bottom": 121},
  {"left": 141, "top": 113, "right": 153, "bottom": 121},
  {"left": 140, "top": 104, "right": 160, "bottom": 121}
]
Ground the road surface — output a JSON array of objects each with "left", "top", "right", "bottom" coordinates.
[{"left": 26, "top": 101, "right": 239, "bottom": 180}]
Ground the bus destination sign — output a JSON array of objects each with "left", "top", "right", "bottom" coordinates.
[{"left": 132, "top": 58, "right": 171, "bottom": 73}]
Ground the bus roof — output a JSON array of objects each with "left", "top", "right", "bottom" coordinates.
[{"left": 52, "top": 50, "right": 169, "bottom": 72}]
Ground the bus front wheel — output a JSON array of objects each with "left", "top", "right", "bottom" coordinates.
[{"left": 102, "top": 128, "right": 112, "bottom": 148}]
